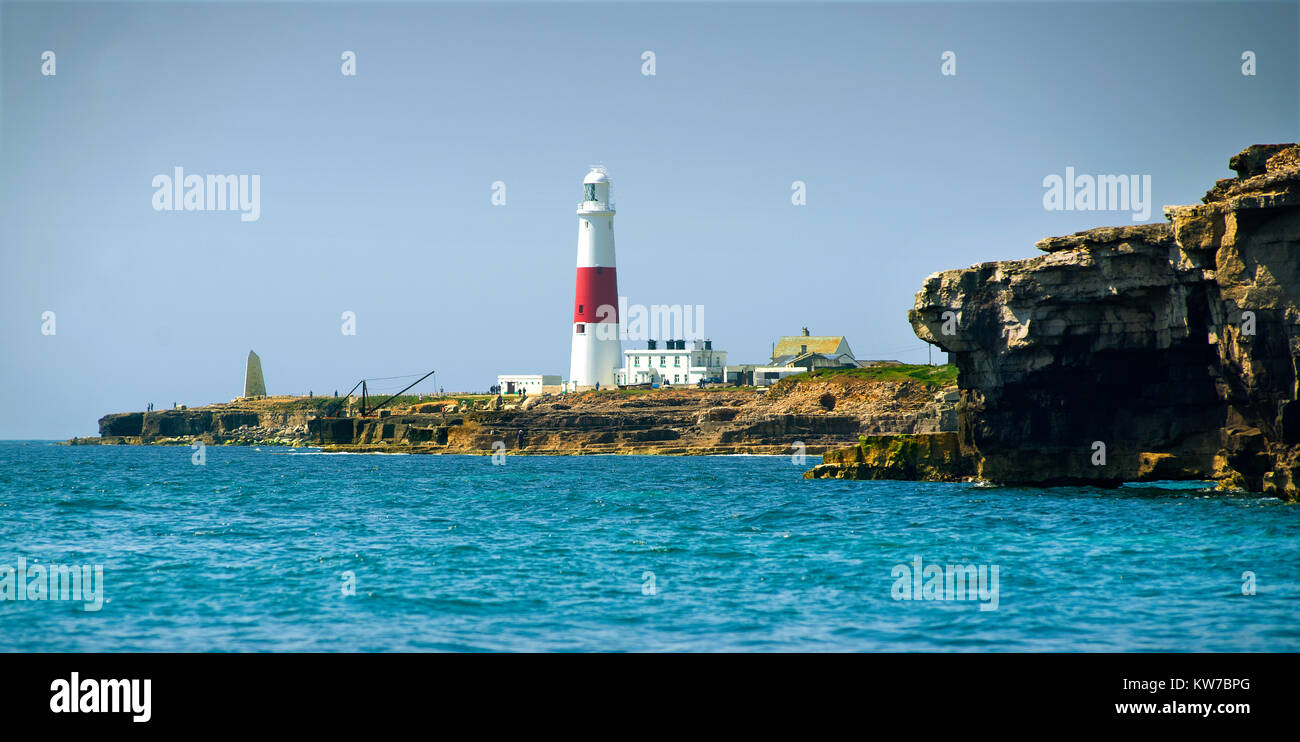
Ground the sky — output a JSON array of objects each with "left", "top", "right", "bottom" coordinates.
[{"left": 1, "top": 0, "right": 1296, "bottom": 438}]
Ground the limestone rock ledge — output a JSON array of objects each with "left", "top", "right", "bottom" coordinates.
[
  {"left": 81, "top": 374, "right": 961, "bottom": 456},
  {"left": 898, "top": 142, "right": 1300, "bottom": 498},
  {"left": 803, "top": 433, "right": 974, "bottom": 481}
]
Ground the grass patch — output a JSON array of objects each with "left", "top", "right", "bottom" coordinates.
[
  {"left": 264, "top": 397, "right": 351, "bottom": 414},
  {"left": 262, "top": 394, "right": 493, "bottom": 414},
  {"left": 779, "top": 364, "right": 958, "bottom": 388},
  {"left": 609, "top": 386, "right": 753, "bottom": 396}
]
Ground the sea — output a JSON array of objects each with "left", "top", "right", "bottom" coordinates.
[{"left": 1, "top": 441, "right": 1297, "bottom": 652}]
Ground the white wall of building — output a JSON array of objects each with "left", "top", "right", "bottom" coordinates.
[
  {"left": 615, "top": 347, "right": 727, "bottom": 386},
  {"left": 570, "top": 322, "right": 622, "bottom": 390},
  {"left": 497, "top": 374, "right": 561, "bottom": 394},
  {"left": 752, "top": 366, "right": 807, "bottom": 387}
]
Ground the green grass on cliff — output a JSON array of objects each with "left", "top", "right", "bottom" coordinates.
[
  {"left": 274, "top": 397, "right": 350, "bottom": 414},
  {"left": 268, "top": 394, "right": 491, "bottom": 413},
  {"left": 782, "top": 364, "right": 958, "bottom": 388}
]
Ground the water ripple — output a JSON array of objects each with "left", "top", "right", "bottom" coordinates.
[{"left": 0, "top": 444, "right": 1297, "bottom": 651}]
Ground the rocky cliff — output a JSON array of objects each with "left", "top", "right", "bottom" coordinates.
[
  {"left": 92, "top": 404, "right": 313, "bottom": 446},
  {"left": 875, "top": 143, "right": 1300, "bottom": 498},
  {"left": 79, "top": 369, "right": 960, "bottom": 456},
  {"left": 804, "top": 432, "right": 973, "bottom": 482}
]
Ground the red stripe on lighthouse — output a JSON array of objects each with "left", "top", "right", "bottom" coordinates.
[{"left": 573, "top": 266, "right": 619, "bottom": 323}]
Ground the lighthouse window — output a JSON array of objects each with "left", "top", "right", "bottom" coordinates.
[
  {"left": 576, "top": 324, "right": 585, "bottom": 334},
  {"left": 585, "top": 184, "right": 597, "bottom": 201},
  {"left": 578, "top": 304, "right": 584, "bottom": 314}
]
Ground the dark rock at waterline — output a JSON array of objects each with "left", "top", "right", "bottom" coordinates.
[{"left": 880, "top": 142, "right": 1300, "bottom": 499}]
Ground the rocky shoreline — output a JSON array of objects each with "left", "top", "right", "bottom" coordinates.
[
  {"left": 811, "top": 143, "right": 1300, "bottom": 501},
  {"left": 74, "top": 369, "right": 959, "bottom": 457},
  {"left": 803, "top": 432, "right": 973, "bottom": 482}
]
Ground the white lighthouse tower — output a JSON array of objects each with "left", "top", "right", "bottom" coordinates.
[{"left": 569, "top": 166, "right": 621, "bottom": 389}]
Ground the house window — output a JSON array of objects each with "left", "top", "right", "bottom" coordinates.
[
  {"left": 660, "top": 356, "right": 666, "bottom": 366},
  {"left": 634, "top": 357, "right": 639, "bottom": 367},
  {"left": 674, "top": 357, "right": 680, "bottom": 367}
]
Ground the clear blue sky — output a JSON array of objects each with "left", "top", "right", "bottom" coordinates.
[{"left": 2, "top": 1, "right": 1296, "bottom": 438}]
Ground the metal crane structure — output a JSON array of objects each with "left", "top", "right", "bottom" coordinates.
[{"left": 341, "top": 369, "right": 436, "bottom": 417}]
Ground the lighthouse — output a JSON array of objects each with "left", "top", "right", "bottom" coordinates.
[{"left": 569, "top": 166, "right": 621, "bottom": 389}]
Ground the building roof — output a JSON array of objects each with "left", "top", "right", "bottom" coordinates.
[
  {"left": 787, "top": 351, "right": 855, "bottom": 366},
  {"left": 772, "top": 335, "right": 853, "bottom": 360}
]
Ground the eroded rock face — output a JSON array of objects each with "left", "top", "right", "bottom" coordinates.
[
  {"left": 88, "top": 375, "right": 961, "bottom": 456},
  {"left": 909, "top": 143, "right": 1300, "bottom": 497},
  {"left": 804, "top": 433, "right": 973, "bottom": 481},
  {"left": 96, "top": 407, "right": 312, "bottom": 446}
]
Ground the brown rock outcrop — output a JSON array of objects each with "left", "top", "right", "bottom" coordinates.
[
  {"left": 85, "top": 372, "right": 961, "bottom": 456},
  {"left": 804, "top": 432, "right": 973, "bottom": 481},
  {"left": 900, "top": 143, "right": 1300, "bottom": 497}
]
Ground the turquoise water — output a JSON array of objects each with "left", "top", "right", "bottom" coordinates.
[{"left": 1, "top": 441, "right": 1297, "bottom": 652}]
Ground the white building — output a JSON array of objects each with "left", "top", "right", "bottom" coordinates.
[
  {"left": 750, "top": 366, "right": 807, "bottom": 387},
  {"left": 496, "top": 374, "right": 562, "bottom": 395},
  {"left": 722, "top": 364, "right": 809, "bottom": 387},
  {"left": 615, "top": 339, "right": 727, "bottom": 387},
  {"left": 568, "top": 167, "right": 622, "bottom": 390}
]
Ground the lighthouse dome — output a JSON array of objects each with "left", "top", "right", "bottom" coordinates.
[{"left": 583, "top": 168, "right": 610, "bottom": 185}]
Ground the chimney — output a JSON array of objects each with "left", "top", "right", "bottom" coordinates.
[
  {"left": 648, "top": 339, "right": 657, "bottom": 350},
  {"left": 704, "top": 339, "right": 712, "bottom": 350},
  {"left": 801, "top": 327, "right": 810, "bottom": 337}
]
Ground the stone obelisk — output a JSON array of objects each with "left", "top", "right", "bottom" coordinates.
[{"left": 243, "top": 350, "right": 266, "bottom": 398}]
